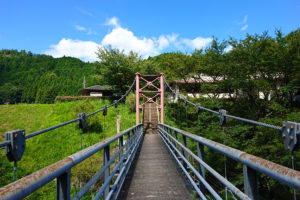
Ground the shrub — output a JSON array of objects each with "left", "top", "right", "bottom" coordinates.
[
  {"left": 126, "top": 92, "right": 136, "bottom": 112},
  {"left": 70, "top": 100, "right": 102, "bottom": 132},
  {"left": 55, "top": 96, "right": 101, "bottom": 102}
]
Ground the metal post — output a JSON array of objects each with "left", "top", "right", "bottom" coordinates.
[
  {"left": 136, "top": 73, "right": 140, "bottom": 125},
  {"left": 119, "top": 136, "right": 123, "bottom": 169},
  {"left": 174, "top": 131, "right": 178, "bottom": 149},
  {"left": 243, "top": 165, "right": 258, "bottom": 200},
  {"left": 127, "top": 131, "right": 131, "bottom": 146},
  {"left": 197, "top": 142, "right": 206, "bottom": 193},
  {"left": 168, "top": 128, "right": 172, "bottom": 143},
  {"left": 160, "top": 73, "right": 164, "bottom": 124},
  {"left": 103, "top": 145, "right": 110, "bottom": 199},
  {"left": 182, "top": 135, "right": 187, "bottom": 169},
  {"left": 56, "top": 170, "right": 71, "bottom": 200}
]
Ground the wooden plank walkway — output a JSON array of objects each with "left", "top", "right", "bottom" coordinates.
[
  {"left": 118, "top": 134, "right": 192, "bottom": 200},
  {"left": 143, "top": 103, "right": 158, "bottom": 134}
]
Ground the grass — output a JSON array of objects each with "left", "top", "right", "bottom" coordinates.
[{"left": 0, "top": 100, "right": 136, "bottom": 199}]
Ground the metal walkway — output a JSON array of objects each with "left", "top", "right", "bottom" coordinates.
[{"left": 119, "top": 134, "right": 192, "bottom": 200}]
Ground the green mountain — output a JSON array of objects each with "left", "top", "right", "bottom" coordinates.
[{"left": 0, "top": 50, "right": 100, "bottom": 104}]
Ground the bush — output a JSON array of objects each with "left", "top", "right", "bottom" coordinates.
[
  {"left": 55, "top": 96, "right": 101, "bottom": 102},
  {"left": 125, "top": 92, "right": 136, "bottom": 112},
  {"left": 70, "top": 100, "right": 102, "bottom": 132}
]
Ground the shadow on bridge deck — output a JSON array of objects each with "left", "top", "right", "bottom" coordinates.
[{"left": 118, "top": 134, "right": 192, "bottom": 200}]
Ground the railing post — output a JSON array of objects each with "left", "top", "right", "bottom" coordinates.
[
  {"left": 103, "top": 145, "right": 110, "bottom": 199},
  {"left": 127, "top": 131, "right": 131, "bottom": 146},
  {"left": 168, "top": 128, "right": 172, "bottom": 143},
  {"left": 182, "top": 135, "right": 187, "bottom": 169},
  {"left": 243, "top": 165, "right": 258, "bottom": 200},
  {"left": 119, "top": 135, "right": 124, "bottom": 169},
  {"left": 174, "top": 131, "right": 178, "bottom": 149},
  {"left": 56, "top": 170, "right": 70, "bottom": 200},
  {"left": 197, "top": 142, "right": 206, "bottom": 193}
]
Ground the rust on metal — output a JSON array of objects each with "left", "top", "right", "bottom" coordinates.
[
  {"left": 0, "top": 157, "right": 73, "bottom": 199},
  {"left": 240, "top": 152, "right": 300, "bottom": 180}
]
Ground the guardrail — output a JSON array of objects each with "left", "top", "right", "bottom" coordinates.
[
  {"left": 0, "top": 124, "right": 143, "bottom": 200},
  {"left": 158, "top": 123, "right": 300, "bottom": 200},
  {"left": 163, "top": 77, "right": 300, "bottom": 152},
  {"left": 0, "top": 79, "right": 136, "bottom": 183},
  {"left": 0, "top": 78, "right": 136, "bottom": 149}
]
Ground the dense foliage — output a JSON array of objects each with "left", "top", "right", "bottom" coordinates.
[{"left": 0, "top": 50, "right": 99, "bottom": 104}]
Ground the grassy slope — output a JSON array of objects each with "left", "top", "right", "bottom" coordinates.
[{"left": 0, "top": 100, "right": 135, "bottom": 199}]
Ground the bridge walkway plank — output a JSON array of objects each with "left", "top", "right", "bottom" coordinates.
[{"left": 118, "top": 134, "right": 192, "bottom": 200}]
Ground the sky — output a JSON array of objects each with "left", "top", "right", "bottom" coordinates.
[{"left": 0, "top": 0, "right": 299, "bottom": 62}]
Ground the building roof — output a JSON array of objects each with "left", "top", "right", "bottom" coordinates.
[
  {"left": 84, "top": 85, "right": 113, "bottom": 91},
  {"left": 79, "top": 85, "right": 114, "bottom": 95},
  {"left": 175, "top": 75, "right": 223, "bottom": 84}
]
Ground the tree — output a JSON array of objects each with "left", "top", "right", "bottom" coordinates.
[{"left": 96, "top": 46, "right": 141, "bottom": 95}]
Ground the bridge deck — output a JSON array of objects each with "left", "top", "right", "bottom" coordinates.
[{"left": 118, "top": 134, "right": 192, "bottom": 200}]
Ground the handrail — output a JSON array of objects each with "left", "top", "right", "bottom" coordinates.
[
  {"left": 159, "top": 124, "right": 300, "bottom": 199},
  {"left": 0, "top": 124, "right": 143, "bottom": 200},
  {"left": 0, "top": 78, "right": 136, "bottom": 148},
  {"left": 159, "top": 125, "right": 250, "bottom": 199},
  {"left": 163, "top": 76, "right": 282, "bottom": 131}
]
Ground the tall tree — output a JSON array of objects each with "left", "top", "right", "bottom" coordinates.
[{"left": 96, "top": 46, "right": 141, "bottom": 95}]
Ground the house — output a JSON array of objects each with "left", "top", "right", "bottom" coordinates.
[
  {"left": 168, "top": 75, "right": 229, "bottom": 102},
  {"left": 79, "top": 85, "right": 114, "bottom": 97},
  {"left": 169, "top": 74, "right": 279, "bottom": 101}
]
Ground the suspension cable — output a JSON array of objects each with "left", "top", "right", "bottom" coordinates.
[{"left": 163, "top": 76, "right": 282, "bottom": 131}]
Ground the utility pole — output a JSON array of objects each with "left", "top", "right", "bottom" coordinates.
[{"left": 83, "top": 76, "right": 86, "bottom": 89}]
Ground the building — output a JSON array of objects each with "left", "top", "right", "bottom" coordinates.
[
  {"left": 79, "top": 85, "right": 114, "bottom": 97},
  {"left": 169, "top": 74, "right": 279, "bottom": 101}
]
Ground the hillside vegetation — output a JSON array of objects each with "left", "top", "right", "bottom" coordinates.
[
  {"left": 0, "top": 100, "right": 135, "bottom": 199},
  {"left": 0, "top": 51, "right": 99, "bottom": 104}
]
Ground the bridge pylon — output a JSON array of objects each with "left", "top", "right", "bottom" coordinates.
[{"left": 135, "top": 73, "right": 164, "bottom": 125}]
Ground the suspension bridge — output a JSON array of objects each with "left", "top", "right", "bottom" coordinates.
[{"left": 0, "top": 73, "right": 300, "bottom": 200}]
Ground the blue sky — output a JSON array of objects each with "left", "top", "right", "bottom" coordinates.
[{"left": 0, "top": 0, "right": 299, "bottom": 62}]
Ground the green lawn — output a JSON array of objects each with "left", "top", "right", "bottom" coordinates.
[{"left": 0, "top": 100, "right": 136, "bottom": 199}]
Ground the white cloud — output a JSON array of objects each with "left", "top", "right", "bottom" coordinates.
[
  {"left": 101, "top": 17, "right": 211, "bottom": 58},
  {"left": 239, "top": 15, "right": 248, "bottom": 25},
  {"left": 224, "top": 45, "right": 233, "bottom": 53},
  {"left": 75, "top": 25, "right": 87, "bottom": 31},
  {"left": 102, "top": 27, "right": 158, "bottom": 57},
  {"left": 181, "top": 37, "right": 213, "bottom": 50},
  {"left": 45, "top": 17, "right": 212, "bottom": 61},
  {"left": 105, "top": 17, "right": 120, "bottom": 28},
  {"left": 74, "top": 25, "right": 97, "bottom": 35},
  {"left": 238, "top": 15, "right": 249, "bottom": 31},
  {"left": 76, "top": 7, "right": 94, "bottom": 18},
  {"left": 44, "top": 38, "right": 99, "bottom": 62},
  {"left": 241, "top": 25, "right": 248, "bottom": 31}
]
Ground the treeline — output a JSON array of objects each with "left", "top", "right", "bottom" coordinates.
[
  {"left": 98, "top": 29, "right": 300, "bottom": 116},
  {"left": 1, "top": 29, "right": 299, "bottom": 108},
  {"left": 0, "top": 50, "right": 100, "bottom": 104}
]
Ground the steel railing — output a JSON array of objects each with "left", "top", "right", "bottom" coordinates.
[
  {"left": 0, "top": 78, "right": 136, "bottom": 149},
  {"left": 163, "top": 76, "right": 283, "bottom": 130},
  {"left": 0, "top": 124, "right": 143, "bottom": 200},
  {"left": 158, "top": 124, "right": 300, "bottom": 200}
]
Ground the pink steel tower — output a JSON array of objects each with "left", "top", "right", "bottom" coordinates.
[{"left": 136, "top": 73, "right": 164, "bottom": 125}]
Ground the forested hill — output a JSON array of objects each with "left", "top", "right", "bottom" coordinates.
[
  {"left": 1, "top": 29, "right": 299, "bottom": 106},
  {"left": 0, "top": 50, "right": 100, "bottom": 104}
]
